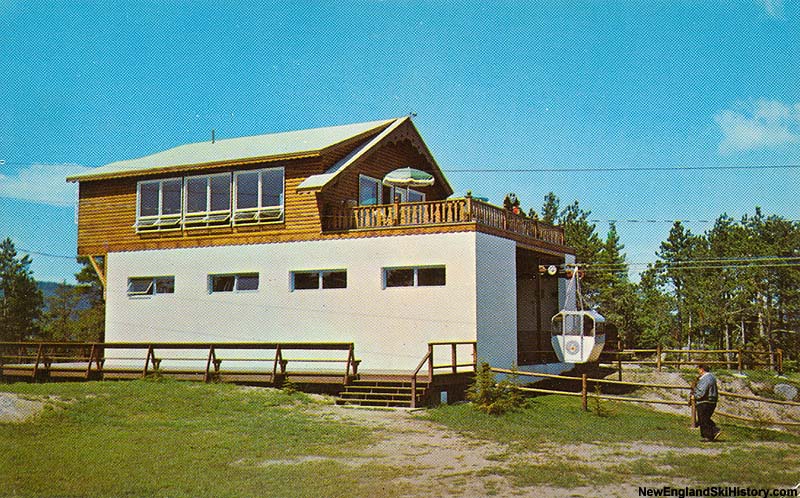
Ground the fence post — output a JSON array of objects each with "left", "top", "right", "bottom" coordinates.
[
  {"left": 776, "top": 349, "right": 783, "bottom": 376},
  {"left": 451, "top": 343, "right": 458, "bottom": 374},
  {"left": 656, "top": 344, "right": 662, "bottom": 371},
  {"left": 581, "top": 374, "right": 588, "bottom": 412},
  {"left": 738, "top": 348, "right": 744, "bottom": 372}
]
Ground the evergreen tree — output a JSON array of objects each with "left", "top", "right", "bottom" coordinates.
[
  {"left": 0, "top": 238, "right": 43, "bottom": 341},
  {"left": 541, "top": 192, "right": 560, "bottom": 225},
  {"left": 41, "top": 282, "right": 81, "bottom": 341},
  {"left": 558, "top": 200, "right": 603, "bottom": 303},
  {"left": 594, "top": 223, "right": 638, "bottom": 346},
  {"left": 74, "top": 257, "right": 105, "bottom": 342}
]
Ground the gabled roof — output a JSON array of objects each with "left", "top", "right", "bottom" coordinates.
[{"left": 67, "top": 118, "right": 398, "bottom": 182}]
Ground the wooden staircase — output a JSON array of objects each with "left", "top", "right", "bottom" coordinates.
[{"left": 336, "top": 379, "right": 429, "bottom": 408}]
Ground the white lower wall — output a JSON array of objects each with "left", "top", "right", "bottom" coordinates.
[
  {"left": 474, "top": 233, "right": 518, "bottom": 369},
  {"left": 105, "top": 233, "right": 480, "bottom": 371}
]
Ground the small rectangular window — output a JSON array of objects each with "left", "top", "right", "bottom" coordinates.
[
  {"left": 209, "top": 273, "right": 259, "bottom": 293},
  {"left": 292, "top": 270, "right": 347, "bottom": 291},
  {"left": 358, "top": 175, "right": 381, "bottom": 206},
  {"left": 385, "top": 268, "right": 414, "bottom": 287},
  {"left": 322, "top": 270, "right": 347, "bottom": 289},
  {"left": 384, "top": 266, "right": 445, "bottom": 288},
  {"left": 127, "top": 276, "right": 175, "bottom": 296}
]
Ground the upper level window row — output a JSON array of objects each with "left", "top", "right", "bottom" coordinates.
[{"left": 135, "top": 168, "right": 284, "bottom": 231}]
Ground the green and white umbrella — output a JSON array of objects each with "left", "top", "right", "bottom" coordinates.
[{"left": 382, "top": 167, "right": 435, "bottom": 188}]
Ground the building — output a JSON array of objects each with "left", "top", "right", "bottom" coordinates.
[{"left": 67, "top": 117, "right": 574, "bottom": 375}]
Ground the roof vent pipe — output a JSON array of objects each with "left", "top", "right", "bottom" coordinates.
[{"left": 211, "top": 129, "right": 215, "bottom": 144}]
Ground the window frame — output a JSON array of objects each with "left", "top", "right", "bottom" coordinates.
[
  {"left": 208, "top": 273, "right": 260, "bottom": 293},
  {"left": 233, "top": 167, "right": 285, "bottom": 225},
  {"left": 127, "top": 276, "right": 175, "bottom": 297},
  {"left": 383, "top": 265, "right": 446, "bottom": 288},
  {"left": 134, "top": 178, "right": 183, "bottom": 231},
  {"left": 183, "top": 173, "right": 232, "bottom": 228},
  {"left": 358, "top": 175, "right": 382, "bottom": 206},
  {"left": 291, "top": 269, "right": 348, "bottom": 291}
]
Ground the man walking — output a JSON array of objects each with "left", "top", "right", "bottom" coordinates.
[{"left": 693, "top": 364, "right": 721, "bottom": 442}]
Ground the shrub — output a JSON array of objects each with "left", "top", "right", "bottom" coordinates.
[{"left": 467, "top": 362, "right": 525, "bottom": 415}]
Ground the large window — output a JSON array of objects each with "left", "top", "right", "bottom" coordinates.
[
  {"left": 209, "top": 273, "right": 259, "bottom": 293},
  {"left": 234, "top": 168, "right": 284, "bottom": 224},
  {"left": 358, "top": 175, "right": 382, "bottom": 206},
  {"left": 384, "top": 266, "right": 445, "bottom": 288},
  {"left": 135, "top": 179, "right": 183, "bottom": 230},
  {"left": 291, "top": 270, "right": 347, "bottom": 290},
  {"left": 127, "top": 276, "right": 175, "bottom": 296},
  {"left": 184, "top": 173, "right": 231, "bottom": 228}
]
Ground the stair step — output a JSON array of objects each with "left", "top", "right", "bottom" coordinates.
[
  {"left": 339, "top": 392, "right": 416, "bottom": 401},
  {"left": 336, "top": 397, "right": 412, "bottom": 407}
]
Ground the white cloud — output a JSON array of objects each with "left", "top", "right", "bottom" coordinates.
[
  {"left": 715, "top": 99, "right": 800, "bottom": 154},
  {"left": 758, "top": 0, "right": 785, "bottom": 18},
  {"left": 0, "top": 163, "right": 91, "bottom": 206}
]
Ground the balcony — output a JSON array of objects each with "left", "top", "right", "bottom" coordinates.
[{"left": 323, "top": 196, "right": 565, "bottom": 247}]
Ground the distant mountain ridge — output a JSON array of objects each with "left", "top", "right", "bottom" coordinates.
[{"left": 36, "top": 281, "right": 92, "bottom": 311}]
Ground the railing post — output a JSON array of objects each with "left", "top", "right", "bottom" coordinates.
[
  {"left": 427, "top": 343, "right": 434, "bottom": 381},
  {"left": 451, "top": 344, "right": 457, "bottom": 374},
  {"left": 656, "top": 344, "right": 662, "bottom": 371},
  {"left": 472, "top": 342, "right": 478, "bottom": 372},
  {"left": 32, "top": 343, "right": 44, "bottom": 381},
  {"left": 393, "top": 195, "right": 401, "bottom": 226},
  {"left": 204, "top": 345, "right": 216, "bottom": 383},
  {"left": 581, "top": 374, "right": 588, "bottom": 412},
  {"left": 410, "top": 376, "right": 417, "bottom": 409}
]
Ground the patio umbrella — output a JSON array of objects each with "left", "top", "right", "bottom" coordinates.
[{"left": 382, "top": 167, "right": 435, "bottom": 188}]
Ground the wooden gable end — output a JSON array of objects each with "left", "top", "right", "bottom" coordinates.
[{"left": 318, "top": 120, "right": 451, "bottom": 210}]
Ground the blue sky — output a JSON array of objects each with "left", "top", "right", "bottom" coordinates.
[{"left": 1, "top": 0, "right": 799, "bottom": 283}]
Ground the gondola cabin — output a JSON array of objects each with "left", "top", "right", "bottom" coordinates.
[{"left": 551, "top": 309, "right": 606, "bottom": 363}]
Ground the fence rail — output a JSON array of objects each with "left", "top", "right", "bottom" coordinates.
[
  {"left": 0, "top": 341, "right": 360, "bottom": 385},
  {"left": 599, "top": 345, "right": 784, "bottom": 378},
  {"left": 491, "top": 367, "right": 800, "bottom": 428}
]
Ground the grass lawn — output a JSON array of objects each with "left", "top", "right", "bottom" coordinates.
[
  {"left": 0, "top": 379, "right": 402, "bottom": 498},
  {"left": 2, "top": 378, "right": 799, "bottom": 496},
  {"left": 424, "top": 395, "right": 800, "bottom": 489}
]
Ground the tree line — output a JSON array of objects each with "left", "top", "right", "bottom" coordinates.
[
  {"left": 514, "top": 193, "right": 799, "bottom": 367},
  {"left": 0, "top": 238, "right": 104, "bottom": 343}
]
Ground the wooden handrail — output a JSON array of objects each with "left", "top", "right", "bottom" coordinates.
[{"left": 323, "top": 197, "right": 565, "bottom": 246}]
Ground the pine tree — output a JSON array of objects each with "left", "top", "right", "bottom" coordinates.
[{"left": 0, "top": 238, "right": 43, "bottom": 341}]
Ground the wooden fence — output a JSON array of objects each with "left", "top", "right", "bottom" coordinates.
[
  {"left": 600, "top": 346, "right": 784, "bottom": 377},
  {"left": 0, "top": 341, "right": 360, "bottom": 385},
  {"left": 492, "top": 367, "right": 800, "bottom": 428}
]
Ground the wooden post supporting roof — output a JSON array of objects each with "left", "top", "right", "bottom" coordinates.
[{"left": 87, "top": 255, "right": 106, "bottom": 288}]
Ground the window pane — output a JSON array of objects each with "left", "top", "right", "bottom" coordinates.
[
  {"left": 322, "top": 271, "right": 347, "bottom": 289},
  {"left": 408, "top": 190, "right": 424, "bottom": 202},
  {"left": 236, "top": 273, "right": 259, "bottom": 291},
  {"left": 155, "top": 277, "right": 175, "bottom": 294},
  {"left": 385, "top": 268, "right": 414, "bottom": 287},
  {"left": 236, "top": 172, "right": 259, "bottom": 209},
  {"left": 418, "top": 267, "right": 446, "bottom": 286},
  {"left": 359, "top": 176, "right": 379, "bottom": 205},
  {"left": 139, "top": 183, "right": 159, "bottom": 217},
  {"left": 211, "top": 275, "right": 235, "bottom": 292},
  {"left": 210, "top": 175, "right": 231, "bottom": 212},
  {"left": 128, "top": 278, "right": 154, "bottom": 295},
  {"left": 293, "top": 272, "right": 319, "bottom": 290},
  {"left": 186, "top": 177, "right": 208, "bottom": 213},
  {"left": 261, "top": 169, "right": 284, "bottom": 207},
  {"left": 162, "top": 179, "right": 182, "bottom": 215}
]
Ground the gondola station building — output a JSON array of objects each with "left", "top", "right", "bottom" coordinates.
[{"left": 67, "top": 117, "right": 576, "bottom": 376}]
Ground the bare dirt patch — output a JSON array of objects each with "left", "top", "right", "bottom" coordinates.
[{"left": 0, "top": 393, "right": 47, "bottom": 423}]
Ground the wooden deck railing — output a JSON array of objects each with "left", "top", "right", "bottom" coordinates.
[
  {"left": 0, "top": 342, "right": 359, "bottom": 385},
  {"left": 324, "top": 196, "right": 565, "bottom": 246},
  {"left": 410, "top": 341, "right": 478, "bottom": 408}
]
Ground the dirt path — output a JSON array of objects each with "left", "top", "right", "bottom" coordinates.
[{"left": 306, "top": 404, "right": 747, "bottom": 498}]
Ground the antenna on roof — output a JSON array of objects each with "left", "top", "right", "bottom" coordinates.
[
  {"left": 211, "top": 129, "right": 215, "bottom": 144},
  {"left": 408, "top": 111, "right": 417, "bottom": 118}
]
